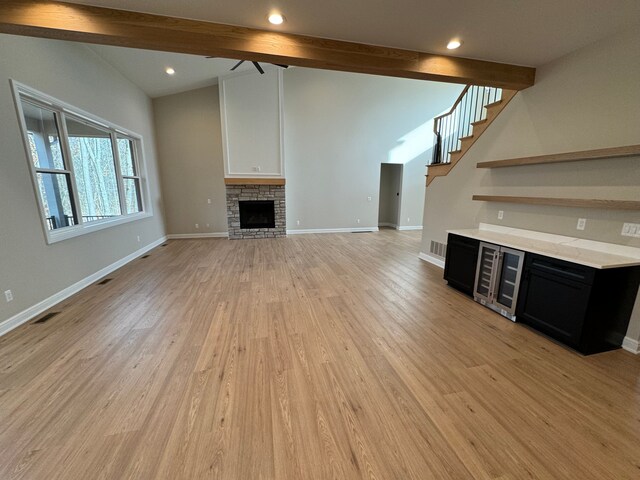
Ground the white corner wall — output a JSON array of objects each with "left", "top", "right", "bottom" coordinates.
[
  {"left": 283, "top": 68, "right": 462, "bottom": 231},
  {"left": 153, "top": 85, "right": 228, "bottom": 236},
  {"left": 0, "top": 34, "right": 166, "bottom": 330}
]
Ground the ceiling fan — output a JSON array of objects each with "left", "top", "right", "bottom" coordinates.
[{"left": 206, "top": 57, "right": 289, "bottom": 74}]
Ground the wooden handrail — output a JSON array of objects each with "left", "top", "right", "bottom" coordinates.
[{"left": 433, "top": 85, "right": 471, "bottom": 124}]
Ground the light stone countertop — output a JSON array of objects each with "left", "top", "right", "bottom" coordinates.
[{"left": 447, "top": 224, "right": 640, "bottom": 270}]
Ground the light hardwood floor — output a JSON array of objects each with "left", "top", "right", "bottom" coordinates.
[{"left": 1, "top": 230, "right": 640, "bottom": 479}]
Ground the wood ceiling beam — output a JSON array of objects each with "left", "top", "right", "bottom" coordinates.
[{"left": 0, "top": 0, "right": 536, "bottom": 90}]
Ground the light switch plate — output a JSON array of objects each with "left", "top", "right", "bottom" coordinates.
[
  {"left": 4, "top": 290, "right": 13, "bottom": 302},
  {"left": 498, "top": 210, "right": 504, "bottom": 220}
]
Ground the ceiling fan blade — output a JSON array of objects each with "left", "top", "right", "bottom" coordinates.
[
  {"left": 230, "top": 60, "right": 245, "bottom": 71},
  {"left": 273, "top": 64, "right": 289, "bottom": 69},
  {"left": 253, "top": 61, "right": 265, "bottom": 74}
]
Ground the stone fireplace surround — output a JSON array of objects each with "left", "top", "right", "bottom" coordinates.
[{"left": 225, "top": 179, "right": 286, "bottom": 239}]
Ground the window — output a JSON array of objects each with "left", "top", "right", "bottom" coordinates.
[{"left": 12, "top": 82, "right": 149, "bottom": 243}]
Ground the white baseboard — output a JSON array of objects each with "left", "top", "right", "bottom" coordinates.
[
  {"left": 166, "top": 232, "right": 228, "bottom": 239},
  {"left": 419, "top": 251, "right": 445, "bottom": 269},
  {"left": 398, "top": 226, "right": 423, "bottom": 231},
  {"left": 0, "top": 236, "right": 167, "bottom": 338},
  {"left": 287, "top": 227, "right": 379, "bottom": 235},
  {"left": 622, "top": 336, "right": 640, "bottom": 354}
]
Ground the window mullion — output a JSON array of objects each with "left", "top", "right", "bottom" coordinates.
[
  {"left": 111, "top": 131, "right": 127, "bottom": 216},
  {"left": 57, "top": 111, "right": 84, "bottom": 226},
  {"left": 131, "top": 139, "right": 145, "bottom": 213}
]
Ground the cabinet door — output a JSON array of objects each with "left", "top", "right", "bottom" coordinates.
[
  {"left": 518, "top": 266, "right": 591, "bottom": 348},
  {"left": 444, "top": 235, "right": 479, "bottom": 297}
]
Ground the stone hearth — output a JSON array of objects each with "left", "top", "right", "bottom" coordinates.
[{"left": 226, "top": 184, "right": 286, "bottom": 239}]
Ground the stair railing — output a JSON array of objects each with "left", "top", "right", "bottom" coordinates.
[{"left": 430, "top": 85, "right": 502, "bottom": 165}]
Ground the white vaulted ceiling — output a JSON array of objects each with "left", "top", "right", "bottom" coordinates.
[
  {"left": 88, "top": 46, "right": 254, "bottom": 98},
  {"left": 64, "top": 0, "right": 640, "bottom": 67}
]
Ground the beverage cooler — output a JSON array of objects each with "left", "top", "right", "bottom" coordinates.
[{"left": 473, "top": 242, "right": 525, "bottom": 321}]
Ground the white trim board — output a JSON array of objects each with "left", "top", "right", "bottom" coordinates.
[
  {"left": 418, "top": 251, "right": 445, "bottom": 269},
  {"left": 166, "top": 233, "right": 228, "bottom": 239},
  {"left": 378, "top": 224, "right": 422, "bottom": 231},
  {"left": 622, "top": 336, "right": 640, "bottom": 354},
  {"left": 287, "top": 227, "right": 379, "bottom": 235},
  {"left": 0, "top": 236, "right": 167, "bottom": 338}
]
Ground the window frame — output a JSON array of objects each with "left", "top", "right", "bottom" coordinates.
[{"left": 11, "top": 80, "right": 153, "bottom": 244}]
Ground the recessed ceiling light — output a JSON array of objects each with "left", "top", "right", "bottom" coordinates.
[
  {"left": 165, "top": 67, "right": 175, "bottom": 75},
  {"left": 268, "top": 13, "right": 285, "bottom": 25},
  {"left": 447, "top": 39, "right": 462, "bottom": 50}
]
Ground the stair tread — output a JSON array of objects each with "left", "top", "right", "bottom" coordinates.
[
  {"left": 471, "top": 119, "right": 488, "bottom": 126},
  {"left": 485, "top": 99, "right": 503, "bottom": 108},
  {"left": 449, "top": 149, "right": 462, "bottom": 154},
  {"left": 460, "top": 135, "right": 474, "bottom": 141}
]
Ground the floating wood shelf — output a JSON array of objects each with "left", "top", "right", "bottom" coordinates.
[
  {"left": 224, "top": 177, "right": 285, "bottom": 185},
  {"left": 472, "top": 195, "right": 640, "bottom": 211},
  {"left": 477, "top": 144, "right": 640, "bottom": 169}
]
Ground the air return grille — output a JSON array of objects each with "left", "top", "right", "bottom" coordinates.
[
  {"left": 34, "top": 312, "right": 60, "bottom": 324},
  {"left": 430, "top": 240, "right": 447, "bottom": 258}
]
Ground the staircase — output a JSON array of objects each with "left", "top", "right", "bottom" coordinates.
[{"left": 426, "top": 86, "right": 517, "bottom": 186}]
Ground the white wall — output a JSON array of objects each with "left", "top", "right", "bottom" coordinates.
[
  {"left": 420, "top": 26, "right": 640, "bottom": 342},
  {"left": 153, "top": 85, "right": 228, "bottom": 236},
  {"left": 0, "top": 34, "right": 165, "bottom": 328},
  {"left": 284, "top": 68, "right": 462, "bottom": 231},
  {"left": 152, "top": 67, "right": 462, "bottom": 235},
  {"left": 220, "top": 69, "right": 284, "bottom": 177}
]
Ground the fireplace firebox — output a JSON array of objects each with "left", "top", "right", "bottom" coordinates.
[{"left": 239, "top": 200, "right": 276, "bottom": 229}]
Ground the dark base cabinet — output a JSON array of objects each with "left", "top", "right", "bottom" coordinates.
[
  {"left": 516, "top": 253, "right": 640, "bottom": 355},
  {"left": 444, "top": 234, "right": 480, "bottom": 297}
]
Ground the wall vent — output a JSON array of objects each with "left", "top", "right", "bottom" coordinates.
[
  {"left": 97, "top": 278, "right": 112, "bottom": 285},
  {"left": 430, "top": 240, "right": 447, "bottom": 258},
  {"left": 141, "top": 255, "right": 150, "bottom": 259},
  {"left": 34, "top": 312, "right": 60, "bottom": 324}
]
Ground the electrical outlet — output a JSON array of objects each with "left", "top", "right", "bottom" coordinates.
[
  {"left": 498, "top": 210, "right": 504, "bottom": 220},
  {"left": 136, "top": 235, "right": 141, "bottom": 242},
  {"left": 195, "top": 223, "right": 199, "bottom": 229},
  {"left": 206, "top": 223, "right": 210, "bottom": 228},
  {"left": 207, "top": 198, "right": 212, "bottom": 204},
  {"left": 4, "top": 290, "right": 13, "bottom": 302},
  {"left": 622, "top": 223, "right": 640, "bottom": 238},
  {"left": 407, "top": 217, "right": 410, "bottom": 222},
  {"left": 577, "top": 218, "right": 586, "bottom": 231},
  {"left": 357, "top": 219, "right": 361, "bottom": 224},
  {"left": 367, "top": 196, "right": 372, "bottom": 202},
  {"left": 296, "top": 220, "right": 300, "bottom": 226}
]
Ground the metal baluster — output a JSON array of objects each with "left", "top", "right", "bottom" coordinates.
[
  {"left": 463, "top": 90, "right": 471, "bottom": 138},
  {"left": 445, "top": 115, "right": 450, "bottom": 162},
  {"left": 441, "top": 116, "right": 446, "bottom": 164}
]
